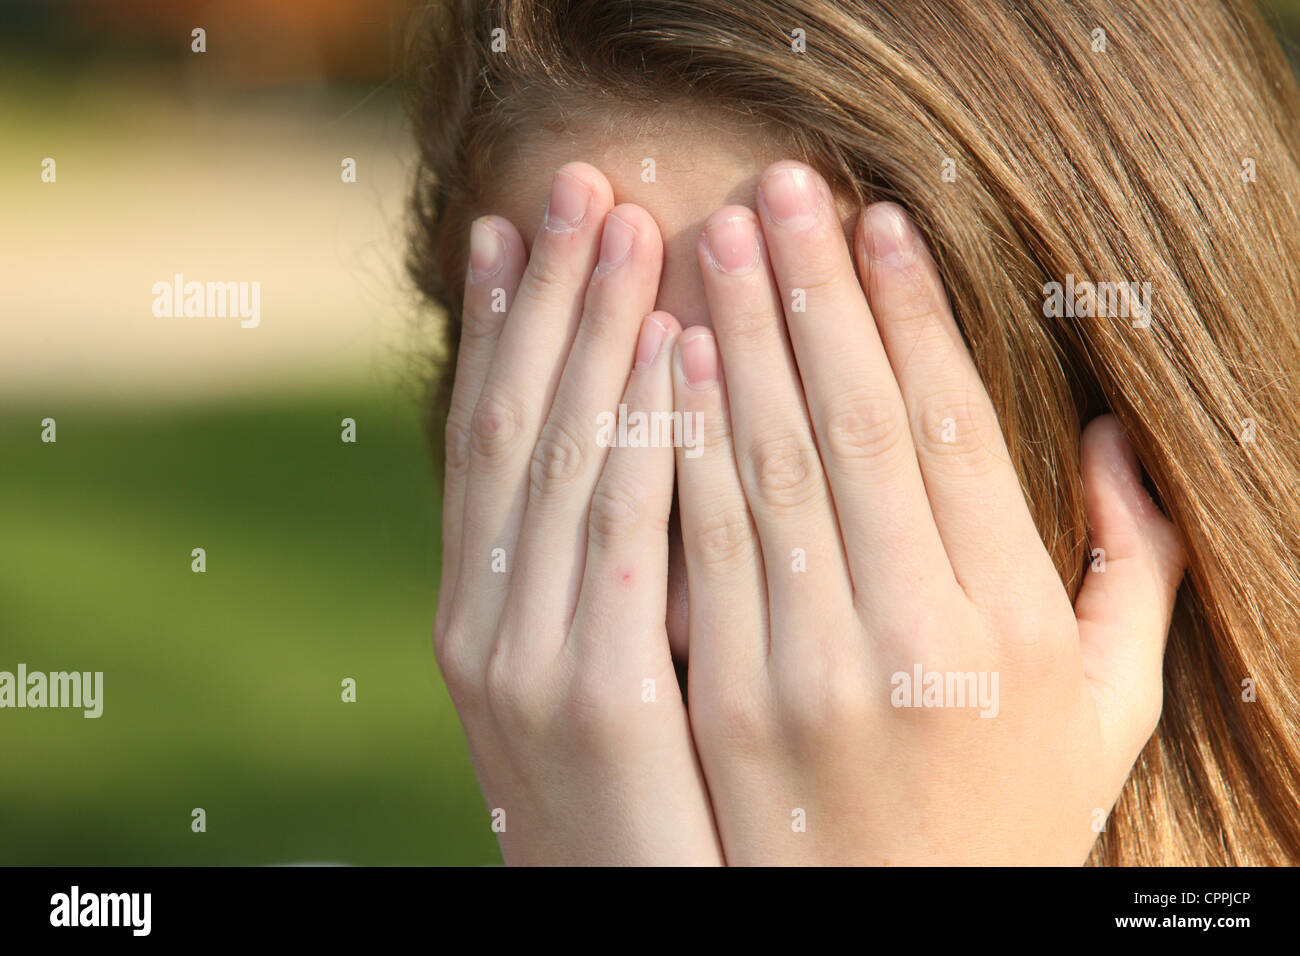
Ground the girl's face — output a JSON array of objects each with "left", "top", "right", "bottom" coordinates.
[{"left": 480, "top": 118, "right": 859, "bottom": 657}]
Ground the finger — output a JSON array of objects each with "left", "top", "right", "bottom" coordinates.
[
  {"left": 438, "top": 215, "right": 527, "bottom": 626},
  {"left": 570, "top": 321, "right": 724, "bottom": 866},
  {"left": 1074, "top": 415, "right": 1187, "bottom": 757},
  {"left": 501, "top": 204, "right": 665, "bottom": 652},
  {"left": 698, "top": 206, "right": 852, "bottom": 655},
  {"left": 754, "top": 161, "right": 957, "bottom": 621},
  {"left": 857, "top": 202, "right": 1059, "bottom": 604},
  {"left": 569, "top": 312, "right": 682, "bottom": 671},
  {"left": 455, "top": 163, "right": 615, "bottom": 644},
  {"left": 670, "top": 326, "right": 767, "bottom": 679}
]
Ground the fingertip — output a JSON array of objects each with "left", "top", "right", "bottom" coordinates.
[
  {"left": 633, "top": 311, "right": 680, "bottom": 371},
  {"left": 674, "top": 326, "right": 721, "bottom": 391},
  {"left": 1080, "top": 414, "right": 1188, "bottom": 581},
  {"left": 467, "top": 215, "right": 527, "bottom": 286},
  {"left": 860, "top": 201, "right": 922, "bottom": 269},
  {"left": 1081, "top": 415, "right": 1146, "bottom": 523},
  {"left": 554, "top": 160, "right": 615, "bottom": 207},
  {"left": 607, "top": 203, "right": 665, "bottom": 253},
  {"left": 698, "top": 206, "right": 763, "bottom": 276},
  {"left": 1081, "top": 413, "right": 1137, "bottom": 479},
  {"left": 647, "top": 310, "right": 682, "bottom": 337},
  {"left": 474, "top": 213, "right": 526, "bottom": 249}
]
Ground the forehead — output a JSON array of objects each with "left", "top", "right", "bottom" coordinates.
[
  {"left": 477, "top": 109, "right": 856, "bottom": 328},
  {"left": 483, "top": 110, "right": 794, "bottom": 250}
]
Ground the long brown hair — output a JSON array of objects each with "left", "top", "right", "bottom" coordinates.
[{"left": 404, "top": 0, "right": 1300, "bottom": 865}]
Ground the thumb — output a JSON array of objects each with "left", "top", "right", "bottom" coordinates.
[{"left": 1074, "top": 414, "right": 1187, "bottom": 756}]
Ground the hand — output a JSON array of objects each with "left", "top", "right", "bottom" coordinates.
[
  {"left": 434, "top": 163, "right": 721, "bottom": 865},
  {"left": 669, "top": 161, "right": 1188, "bottom": 864}
]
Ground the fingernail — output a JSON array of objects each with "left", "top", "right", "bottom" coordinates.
[
  {"left": 867, "top": 204, "right": 918, "bottom": 267},
  {"left": 544, "top": 170, "right": 591, "bottom": 232},
  {"left": 634, "top": 314, "right": 668, "bottom": 370},
  {"left": 679, "top": 330, "right": 719, "bottom": 388},
  {"left": 468, "top": 218, "right": 505, "bottom": 282},
  {"left": 759, "top": 166, "right": 821, "bottom": 230},
  {"left": 702, "top": 216, "right": 760, "bottom": 274},
  {"left": 596, "top": 213, "right": 637, "bottom": 274}
]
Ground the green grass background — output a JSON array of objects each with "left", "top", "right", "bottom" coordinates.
[{"left": 0, "top": 388, "right": 498, "bottom": 865}]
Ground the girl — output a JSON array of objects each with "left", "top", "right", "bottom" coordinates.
[{"left": 406, "top": 0, "right": 1300, "bottom": 864}]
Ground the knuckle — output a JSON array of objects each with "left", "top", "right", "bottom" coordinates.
[
  {"left": 715, "top": 304, "right": 776, "bottom": 347},
  {"left": 823, "top": 389, "right": 910, "bottom": 464},
  {"left": 460, "top": 301, "right": 506, "bottom": 343},
  {"left": 432, "top": 623, "right": 481, "bottom": 702},
  {"left": 690, "top": 505, "right": 754, "bottom": 571},
  {"left": 575, "top": 303, "right": 620, "bottom": 349},
  {"left": 880, "top": 264, "right": 945, "bottom": 328},
  {"left": 912, "top": 387, "right": 1004, "bottom": 477},
  {"left": 444, "top": 411, "right": 473, "bottom": 476},
  {"left": 530, "top": 417, "right": 590, "bottom": 499},
  {"left": 691, "top": 413, "right": 733, "bottom": 460},
  {"left": 985, "top": 586, "right": 1064, "bottom": 632},
  {"left": 483, "top": 645, "right": 550, "bottom": 729},
  {"left": 521, "top": 248, "right": 578, "bottom": 302},
  {"left": 990, "top": 596, "right": 1072, "bottom": 670},
  {"left": 561, "top": 666, "right": 630, "bottom": 750},
  {"left": 775, "top": 658, "right": 870, "bottom": 739},
  {"left": 784, "top": 251, "right": 841, "bottom": 306},
  {"left": 870, "top": 601, "right": 951, "bottom": 662},
  {"left": 587, "top": 478, "right": 645, "bottom": 548},
  {"left": 745, "top": 433, "right": 822, "bottom": 512},
  {"left": 470, "top": 389, "right": 526, "bottom": 462}
]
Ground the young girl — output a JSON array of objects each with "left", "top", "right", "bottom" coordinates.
[{"left": 405, "top": 0, "right": 1300, "bottom": 864}]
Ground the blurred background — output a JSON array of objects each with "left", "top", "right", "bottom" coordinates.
[
  {"left": 0, "top": 0, "right": 489, "bottom": 866},
  {"left": 1, "top": 0, "right": 1298, "bottom": 866}
]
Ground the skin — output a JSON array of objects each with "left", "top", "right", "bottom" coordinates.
[
  {"left": 486, "top": 119, "right": 855, "bottom": 659},
  {"left": 434, "top": 119, "right": 1188, "bottom": 865}
]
